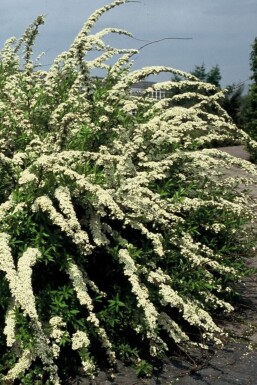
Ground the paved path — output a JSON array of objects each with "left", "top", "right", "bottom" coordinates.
[{"left": 218, "top": 145, "right": 251, "bottom": 161}]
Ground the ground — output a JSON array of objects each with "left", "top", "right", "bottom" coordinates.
[{"left": 68, "top": 146, "right": 257, "bottom": 385}]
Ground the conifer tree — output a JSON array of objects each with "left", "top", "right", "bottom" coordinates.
[
  {"left": 191, "top": 63, "right": 221, "bottom": 88},
  {"left": 242, "top": 37, "right": 257, "bottom": 139}
]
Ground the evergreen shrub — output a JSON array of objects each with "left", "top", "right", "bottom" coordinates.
[{"left": 0, "top": 1, "right": 257, "bottom": 383}]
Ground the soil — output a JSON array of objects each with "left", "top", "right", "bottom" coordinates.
[{"left": 69, "top": 146, "right": 257, "bottom": 385}]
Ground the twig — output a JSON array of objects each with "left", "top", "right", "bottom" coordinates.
[{"left": 138, "top": 37, "right": 192, "bottom": 51}]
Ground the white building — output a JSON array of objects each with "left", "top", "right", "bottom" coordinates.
[{"left": 130, "top": 80, "right": 170, "bottom": 99}]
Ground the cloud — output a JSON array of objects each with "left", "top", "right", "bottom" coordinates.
[{"left": 0, "top": 0, "right": 256, "bottom": 87}]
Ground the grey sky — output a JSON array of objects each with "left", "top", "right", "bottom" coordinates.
[{"left": 1, "top": 0, "right": 257, "bottom": 88}]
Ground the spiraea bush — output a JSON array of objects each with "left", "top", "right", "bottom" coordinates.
[{"left": 1, "top": 1, "right": 257, "bottom": 383}]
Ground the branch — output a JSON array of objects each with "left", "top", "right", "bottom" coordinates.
[{"left": 138, "top": 37, "right": 192, "bottom": 51}]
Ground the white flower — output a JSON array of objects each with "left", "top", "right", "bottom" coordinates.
[
  {"left": 3, "top": 349, "right": 33, "bottom": 381},
  {"left": 71, "top": 330, "right": 90, "bottom": 350}
]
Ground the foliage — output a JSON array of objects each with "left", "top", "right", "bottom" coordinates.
[
  {"left": 240, "top": 37, "right": 257, "bottom": 158},
  {"left": 191, "top": 63, "right": 222, "bottom": 88},
  {"left": 221, "top": 83, "right": 245, "bottom": 127},
  {"left": 0, "top": 1, "right": 257, "bottom": 384},
  {"left": 250, "top": 37, "right": 257, "bottom": 83},
  {"left": 243, "top": 37, "right": 257, "bottom": 135}
]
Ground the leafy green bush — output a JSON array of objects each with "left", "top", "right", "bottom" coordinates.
[{"left": 1, "top": 1, "right": 257, "bottom": 383}]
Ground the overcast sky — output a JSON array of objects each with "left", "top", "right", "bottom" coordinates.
[{"left": 1, "top": 0, "right": 257, "bottom": 88}]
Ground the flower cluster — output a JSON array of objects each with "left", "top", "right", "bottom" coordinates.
[{"left": 0, "top": 0, "right": 257, "bottom": 383}]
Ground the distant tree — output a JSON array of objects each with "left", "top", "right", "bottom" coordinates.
[
  {"left": 250, "top": 37, "right": 257, "bottom": 83},
  {"left": 205, "top": 65, "right": 222, "bottom": 87},
  {"left": 242, "top": 37, "right": 257, "bottom": 139},
  {"left": 222, "top": 83, "right": 245, "bottom": 127},
  {"left": 191, "top": 63, "right": 207, "bottom": 82},
  {"left": 191, "top": 63, "right": 221, "bottom": 88}
]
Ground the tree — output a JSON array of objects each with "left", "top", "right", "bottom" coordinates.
[
  {"left": 221, "top": 83, "right": 245, "bottom": 127},
  {"left": 250, "top": 37, "right": 257, "bottom": 83},
  {"left": 205, "top": 65, "right": 222, "bottom": 87},
  {"left": 242, "top": 38, "right": 257, "bottom": 140},
  {"left": 191, "top": 63, "right": 221, "bottom": 88},
  {"left": 191, "top": 63, "right": 206, "bottom": 82}
]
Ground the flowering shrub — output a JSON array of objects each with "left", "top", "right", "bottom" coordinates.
[
  {"left": 246, "top": 139, "right": 257, "bottom": 163},
  {"left": 0, "top": 0, "right": 257, "bottom": 383}
]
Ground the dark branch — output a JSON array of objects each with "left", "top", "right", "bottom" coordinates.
[{"left": 138, "top": 37, "right": 192, "bottom": 51}]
